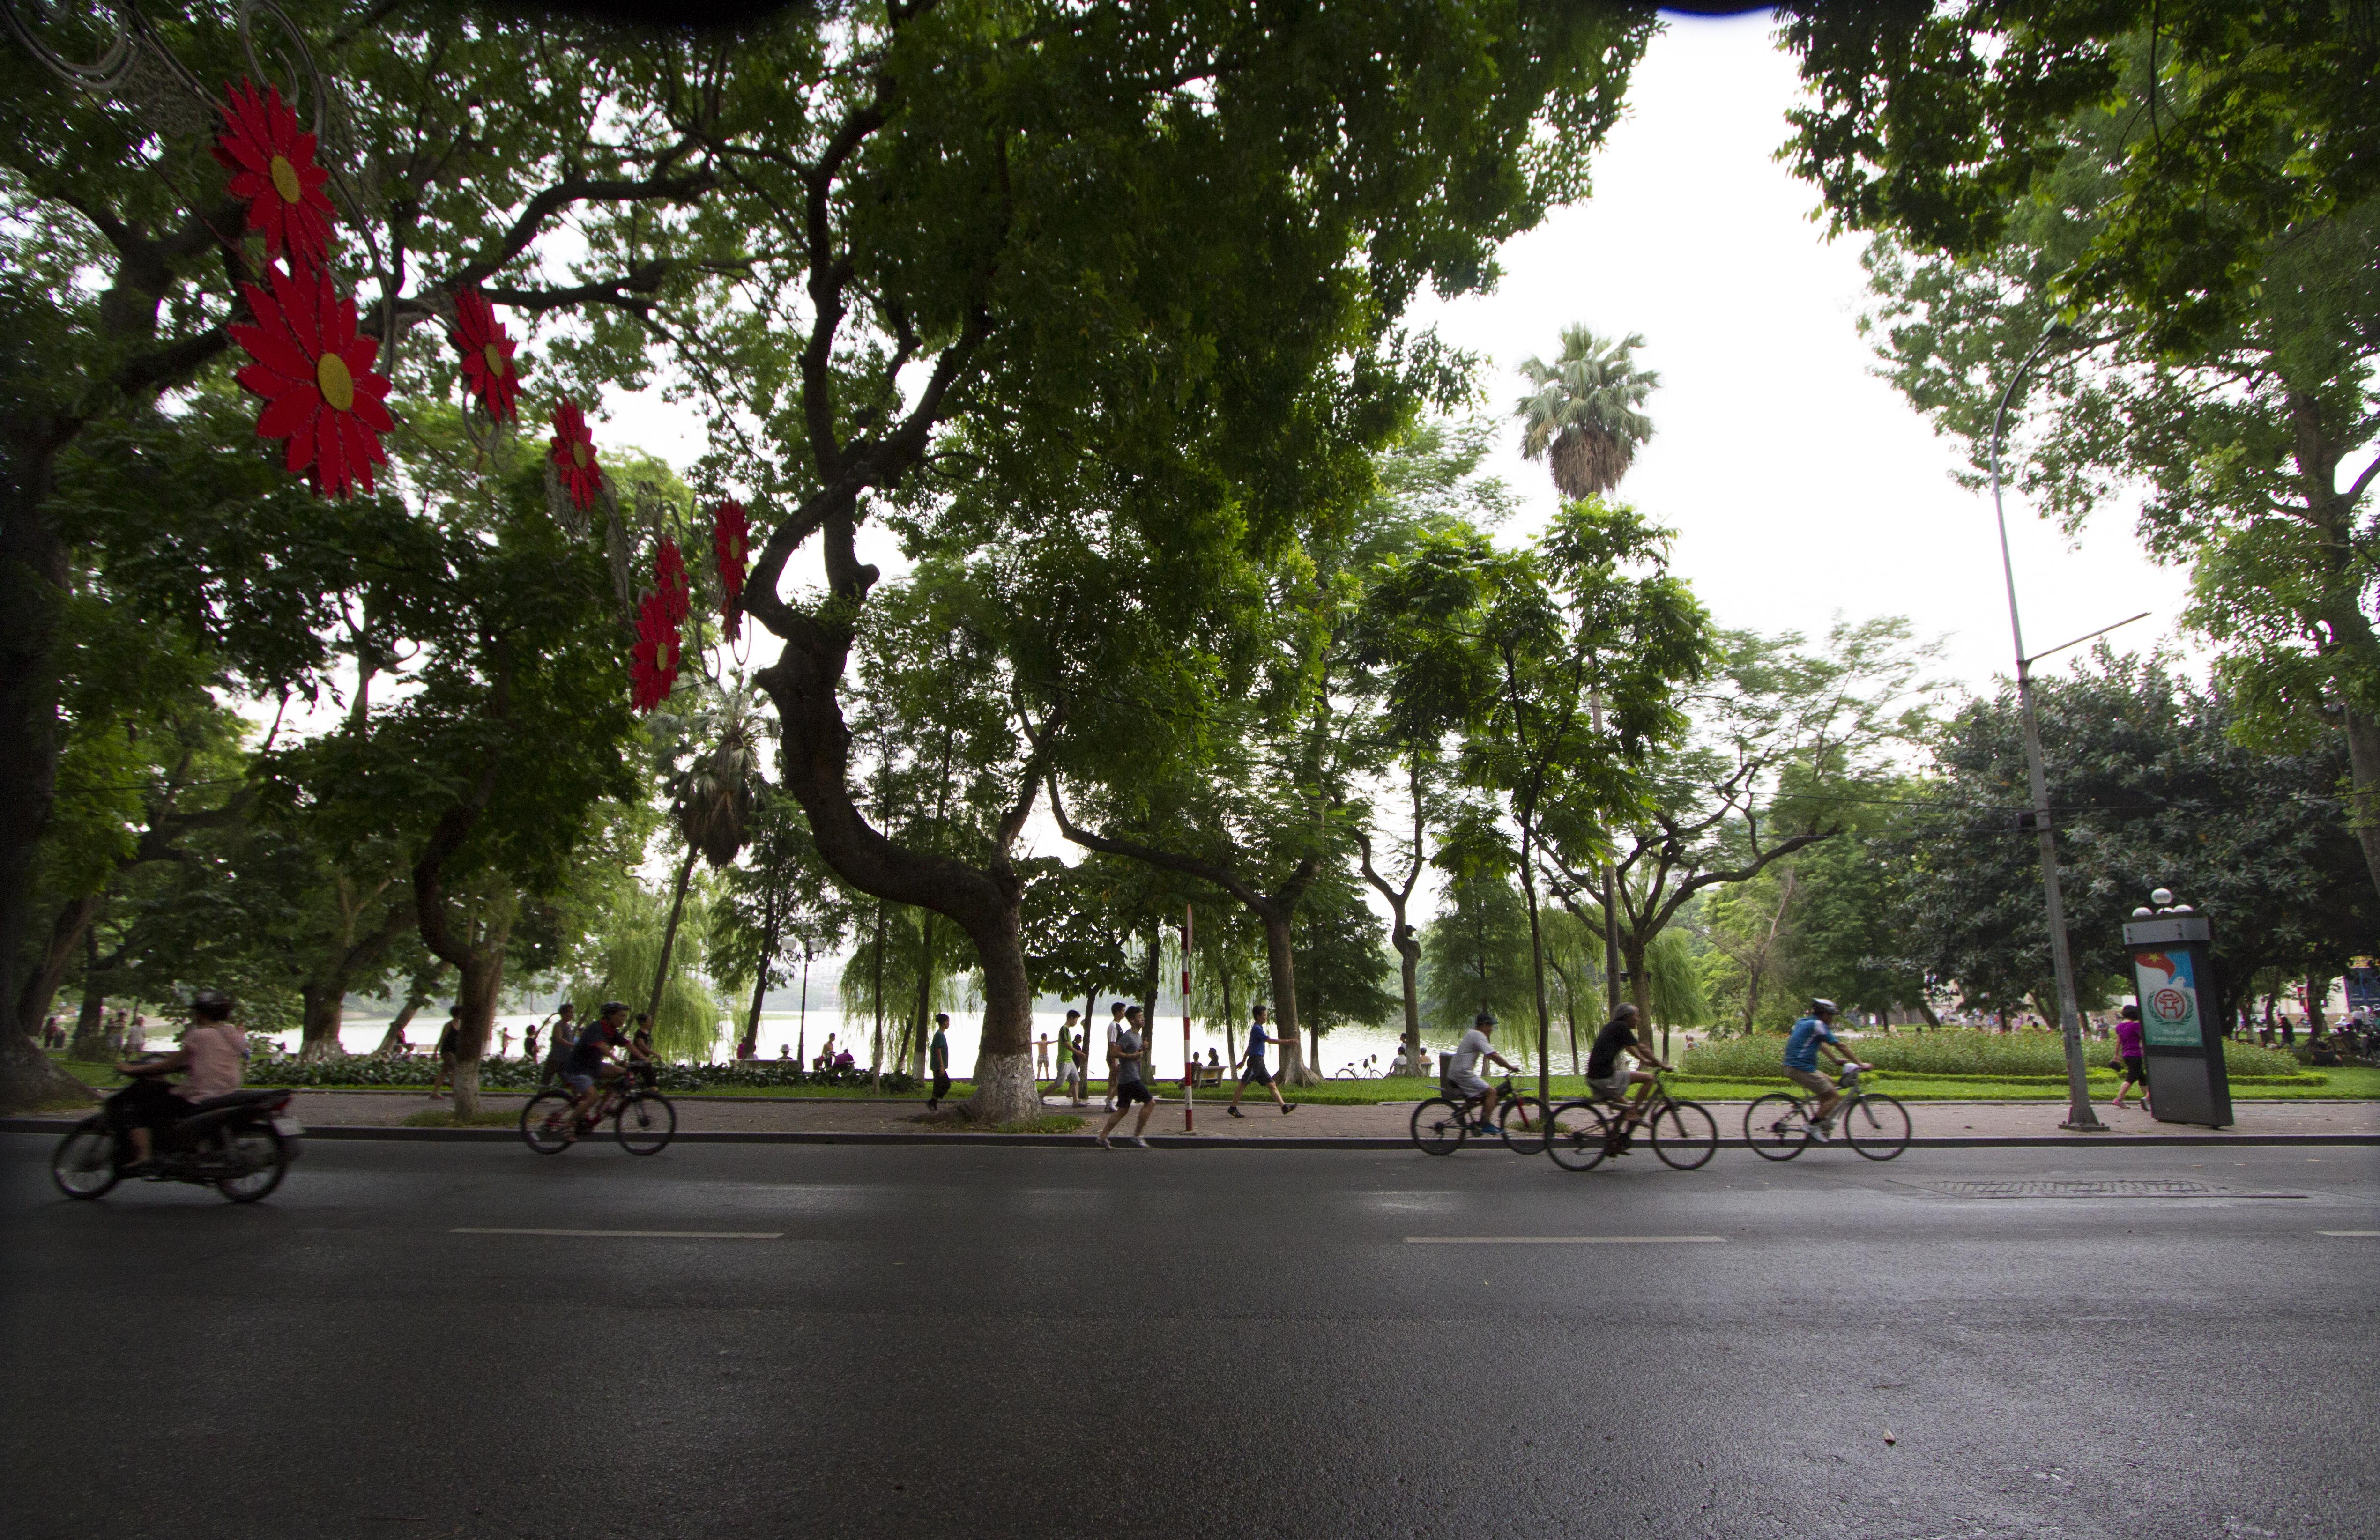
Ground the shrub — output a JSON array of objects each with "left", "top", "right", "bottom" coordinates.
[
  {"left": 1680, "top": 1029, "right": 2298, "bottom": 1080},
  {"left": 247, "top": 1051, "right": 917, "bottom": 1095}
]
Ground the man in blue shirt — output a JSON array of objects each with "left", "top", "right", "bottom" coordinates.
[
  {"left": 1782, "top": 999, "right": 1865, "bottom": 1140},
  {"left": 1227, "top": 1004, "right": 1294, "bottom": 1118}
]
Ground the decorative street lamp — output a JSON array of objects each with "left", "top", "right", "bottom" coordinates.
[{"left": 1987, "top": 321, "right": 2148, "bottom": 1133}]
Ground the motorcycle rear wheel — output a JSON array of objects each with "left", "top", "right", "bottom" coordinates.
[
  {"left": 52, "top": 1121, "right": 119, "bottom": 1200},
  {"left": 214, "top": 1125, "right": 289, "bottom": 1203}
]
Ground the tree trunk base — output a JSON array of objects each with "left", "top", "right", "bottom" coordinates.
[
  {"left": 0, "top": 1038, "right": 94, "bottom": 1112},
  {"left": 959, "top": 1051, "right": 1041, "bottom": 1125},
  {"left": 450, "top": 1058, "right": 482, "bottom": 1119}
]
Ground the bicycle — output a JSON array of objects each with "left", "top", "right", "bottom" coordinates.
[
  {"left": 1409, "top": 1076, "right": 1551, "bottom": 1156},
  {"left": 1743, "top": 1064, "right": 1910, "bottom": 1161},
  {"left": 521, "top": 1062, "right": 676, "bottom": 1155},
  {"left": 1544, "top": 1071, "right": 1718, "bottom": 1172}
]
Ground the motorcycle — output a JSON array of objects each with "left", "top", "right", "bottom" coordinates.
[{"left": 51, "top": 1089, "right": 303, "bottom": 1203}]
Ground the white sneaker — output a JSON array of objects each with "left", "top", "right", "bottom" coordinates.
[{"left": 1132, "top": 1136, "right": 1152, "bottom": 1148}]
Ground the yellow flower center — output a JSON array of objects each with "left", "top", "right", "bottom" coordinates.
[
  {"left": 269, "top": 154, "right": 303, "bottom": 205},
  {"left": 571, "top": 441, "right": 588, "bottom": 469},
  {"left": 483, "top": 341, "right": 508, "bottom": 378},
  {"left": 316, "top": 350, "right": 355, "bottom": 413}
]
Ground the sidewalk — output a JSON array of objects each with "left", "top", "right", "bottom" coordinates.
[{"left": 12, "top": 1088, "right": 2372, "bottom": 1146}]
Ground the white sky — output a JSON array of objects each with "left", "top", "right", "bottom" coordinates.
[{"left": 602, "top": 7, "right": 2194, "bottom": 708}]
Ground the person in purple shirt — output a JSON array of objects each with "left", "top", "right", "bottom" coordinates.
[{"left": 2111, "top": 1002, "right": 2150, "bottom": 1112}]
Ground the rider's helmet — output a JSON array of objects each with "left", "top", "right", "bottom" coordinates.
[
  {"left": 1809, "top": 998, "right": 1839, "bottom": 1019},
  {"left": 1474, "top": 1012, "right": 1497, "bottom": 1029},
  {"left": 599, "top": 1000, "right": 628, "bottom": 1019},
  {"left": 190, "top": 988, "right": 234, "bottom": 1021}
]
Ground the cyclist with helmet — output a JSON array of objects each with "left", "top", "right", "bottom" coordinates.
[
  {"left": 560, "top": 1001, "right": 651, "bottom": 1139},
  {"left": 1783, "top": 999, "right": 1867, "bottom": 1140},
  {"left": 107, "top": 989, "right": 247, "bottom": 1172},
  {"left": 1448, "top": 1012, "right": 1518, "bottom": 1128}
]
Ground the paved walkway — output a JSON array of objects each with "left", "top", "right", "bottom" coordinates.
[{"left": 241, "top": 1088, "right": 2380, "bottom": 1140}]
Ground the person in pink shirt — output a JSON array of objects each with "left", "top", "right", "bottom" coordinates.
[
  {"left": 2111, "top": 1002, "right": 2150, "bottom": 1112},
  {"left": 108, "top": 989, "right": 248, "bottom": 1172}
]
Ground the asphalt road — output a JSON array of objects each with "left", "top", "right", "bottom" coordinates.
[{"left": 2, "top": 1133, "right": 2374, "bottom": 1540}]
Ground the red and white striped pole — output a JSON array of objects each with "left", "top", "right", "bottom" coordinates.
[{"left": 1181, "top": 903, "right": 1195, "bottom": 1133}]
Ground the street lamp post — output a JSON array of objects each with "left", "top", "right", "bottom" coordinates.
[{"left": 1988, "top": 322, "right": 2112, "bottom": 1133}]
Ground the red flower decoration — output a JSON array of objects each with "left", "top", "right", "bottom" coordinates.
[
  {"left": 212, "top": 79, "right": 337, "bottom": 269},
  {"left": 654, "top": 538, "right": 691, "bottom": 625},
  {"left": 229, "top": 263, "right": 393, "bottom": 498},
  {"left": 450, "top": 287, "right": 521, "bottom": 423},
  {"left": 549, "top": 400, "right": 604, "bottom": 510},
  {"left": 712, "top": 500, "right": 749, "bottom": 635},
  {"left": 630, "top": 591, "right": 683, "bottom": 713}
]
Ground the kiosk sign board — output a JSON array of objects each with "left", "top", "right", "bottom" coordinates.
[{"left": 2122, "top": 912, "right": 2232, "bottom": 1127}]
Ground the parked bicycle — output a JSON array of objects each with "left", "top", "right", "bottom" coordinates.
[
  {"left": 520, "top": 1064, "right": 676, "bottom": 1155},
  {"left": 1544, "top": 1071, "right": 1718, "bottom": 1172},
  {"left": 1409, "top": 1076, "right": 1551, "bottom": 1156},
  {"left": 1743, "top": 1064, "right": 1909, "bottom": 1161}
]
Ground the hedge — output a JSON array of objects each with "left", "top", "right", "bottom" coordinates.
[
  {"left": 1680, "top": 1028, "right": 2299, "bottom": 1081},
  {"left": 245, "top": 1052, "right": 918, "bottom": 1096}
]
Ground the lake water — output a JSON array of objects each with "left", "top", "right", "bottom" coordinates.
[{"left": 283, "top": 1010, "right": 1703, "bottom": 1079}]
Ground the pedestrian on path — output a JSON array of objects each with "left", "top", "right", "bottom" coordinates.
[
  {"left": 2111, "top": 1003, "right": 2151, "bottom": 1112},
  {"left": 1066, "top": 1024, "right": 1090, "bottom": 1106},
  {"left": 538, "top": 1003, "right": 576, "bottom": 1087},
  {"left": 498, "top": 1025, "right": 513, "bottom": 1058},
  {"left": 1035, "top": 1032, "right": 1051, "bottom": 1077},
  {"left": 928, "top": 1014, "right": 952, "bottom": 1109},
  {"left": 1099, "top": 1006, "right": 1159, "bottom": 1148},
  {"left": 429, "top": 1012, "right": 461, "bottom": 1098},
  {"left": 1103, "top": 1001, "right": 1128, "bottom": 1111},
  {"left": 1227, "top": 1003, "right": 1293, "bottom": 1118},
  {"left": 1049, "top": 1010, "right": 1083, "bottom": 1097}
]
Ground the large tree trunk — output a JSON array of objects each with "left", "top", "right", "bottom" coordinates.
[
  {"left": 2343, "top": 704, "right": 2380, "bottom": 903},
  {"left": 298, "top": 983, "right": 348, "bottom": 1061},
  {"left": 1260, "top": 913, "right": 1317, "bottom": 1086},
  {"left": 15, "top": 891, "right": 99, "bottom": 1038},
  {"left": 647, "top": 845, "right": 699, "bottom": 1029},
  {"left": 1517, "top": 833, "right": 1555, "bottom": 1109},
  {"left": 446, "top": 944, "right": 507, "bottom": 1118},
  {"left": 1394, "top": 928, "right": 1422, "bottom": 1077},
  {"left": 66, "top": 929, "right": 111, "bottom": 1061}
]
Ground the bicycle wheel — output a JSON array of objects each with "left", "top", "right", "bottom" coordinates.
[
  {"left": 1409, "top": 1098, "right": 1468, "bottom": 1156},
  {"left": 1648, "top": 1098, "right": 1719, "bottom": 1171},
  {"left": 51, "top": 1119, "right": 120, "bottom": 1200},
  {"left": 1839, "top": 1091, "right": 1911, "bottom": 1161},
  {"left": 614, "top": 1092, "right": 676, "bottom": 1155},
  {"left": 1745, "top": 1094, "right": 1811, "bottom": 1161},
  {"left": 1544, "top": 1100, "right": 1614, "bottom": 1172},
  {"left": 521, "top": 1090, "right": 576, "bottom": 1154},
  {"left": 1498, "top": 1096, "right": 1552, "bottom": 1155}
]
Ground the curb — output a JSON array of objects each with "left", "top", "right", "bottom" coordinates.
[{"left": 5, "top": 1118, "right": 2375, "bottom": 1150}]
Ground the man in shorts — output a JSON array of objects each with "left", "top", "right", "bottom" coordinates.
[
  {"left": 1227, "top": 1003, "right": 1294, "bottom": 1117},
  {"left": 1585, "top": 1002, "right": 1673, "bottom": 1144},
  {"left": 560, "top": 1001, "right": 642, "bottom": 1138},
  {"left": 1447, "top": 1012, "right": 1517, "bottom": 1127},
  {"left": 1049, "top": 1010, "right": 1084, "bottom": 1099},
  {"left": 1782, "top": 998, "right": 1865, "bottom": 1140},
  {"left": 1098, "top": 1006, "right": 1159, "bottom": 1148},
  {"left": 537, "top": 1002, "right": 576, "bottom": 1087},
  {"left": 1102, "top": 1001, "right": 1129, "bottom": 1111}
]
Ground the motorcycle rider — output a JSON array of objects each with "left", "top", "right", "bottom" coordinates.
[{"left": 108, "top": 989, "right": 247, "bottom": 1173}]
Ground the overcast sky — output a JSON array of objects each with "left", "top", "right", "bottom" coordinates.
[{"left": 604, "top": 9, "right": 2193, "bottom": 705}]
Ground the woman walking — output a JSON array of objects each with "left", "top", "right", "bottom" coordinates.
[{"left": 2111, "top": 1003, "right": 2151, "bottom": 1113}]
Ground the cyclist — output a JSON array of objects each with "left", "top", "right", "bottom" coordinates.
[
  {"left": 1585, "top": 1002, "right": 1673, "bottom": 1147},
  {"left": 1783, "top": 998, "right": 1867, "bottom": 1141},
  {"left": 559, "top": 1001, "right": 650, "bottom": 1140},
  {"left": 1448, "top": 1012, "right": 1517, "bottom": 1129}
]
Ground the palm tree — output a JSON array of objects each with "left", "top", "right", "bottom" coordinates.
[
  {"left": 1513, "top": 325, "right": 1658, "bottom": 1022},
  {"left": 1513, "top": 326, "right": 1658, "bottom": 500}
]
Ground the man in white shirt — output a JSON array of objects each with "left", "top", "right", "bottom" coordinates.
[{"left": 1447, "top": 1012, "right": 1517, "bottom": 1128}]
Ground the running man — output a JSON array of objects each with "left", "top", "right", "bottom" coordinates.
[
  {"left": 1102, "top": 1001, "right": 1128, "bottom": 1111},
  {"left": 1098, "top": 1005, "right": 1159, "bottom": 1148},
  {"left": 1049, "top": 1009, "right": 1083, "bottom": 1097},
  {"left": 1227, "top": 1003, "right": 1294, "bottom": 1117}
]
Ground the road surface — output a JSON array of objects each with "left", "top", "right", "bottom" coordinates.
[{"left": 2, "top": 1133, "right": 2373, "bottom": 1539}]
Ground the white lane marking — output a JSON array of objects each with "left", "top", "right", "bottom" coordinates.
[
  {"left": 452, "top": 1227, "right": 781, "bottom": 1239},
  {"left": 1404, "top": 1235, "right": 1726, "bottom": 1245},
  {"left": 2315, "top": 1230, "right": 2380, "bottom": 1237}
]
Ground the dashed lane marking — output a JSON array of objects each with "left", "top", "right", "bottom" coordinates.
[
  {"left": 1404, "top": 1235, "right": 1725, "bottom": 1245},
  {"left": 452, "top": 1227, "right": 782, "bottom": 1239}
]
